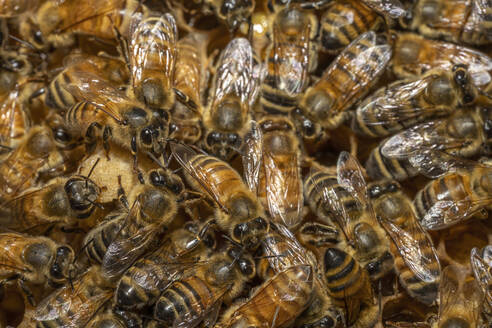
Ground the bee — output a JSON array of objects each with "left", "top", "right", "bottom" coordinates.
[
  {"left": 413, "top": 158, "right": 492, "bottom": 230},
  {"left": 471, "top": 245, "right": 492, "bottom": 321},
  {"left": 169, "top": 113, "right": 203, "bottom": 145},
  {"left": 290, "top": 108, "right": 329, "bottom": 155},
  {"left": 352, "top": 66, "right": 478, "bottom": 138},
  {"left": 390, "top": 32, "right": 492, "bottom": 95},
  {"left": 259, "top": 6, "right": 317, "bottom": 115},
  {"left": 368, "top": 180, "right": 441, "bottom": 306},
  {"left": 19, "top": 0, "right": 144, "bottom": 49},
  {"left": 28, "top": 266, "right": 114, "bottom": 328},
  {"left": 215, "top": 265, "right": 313, "bottom": 328},
  {"left": 242, "top": 117, "right": 303, "bottom": 228},
  {"left": 205, "top": 0, "right": 255, "bottom": 31},
  {"left": 86, "top": 310, "right": 142, "bottom": 328},
  {"left": 173, "top": 32, "right": 209, "bottom": 113},
  {"left": 0, "top": 0, "right": 40, "bottom": 17},
  {"left": 84, "top": 168, "right": 182, "bottom": 280},
  {"left": 299, "top": 31, "right": 392, "bottom": 130},
  {"left": 44, "top": 54, "right": 129, "bottom": 112},
  {"left": 202, "top": 38, "right": 261, "bottom": 160},
  {"left": 152, "top": 245, "right": 256, "bottom": 326},
  {"left": 0, "top": 233, "right": 74, "bottom": 304},
  {"left": 171, "top": 141, "right": 267, "bottom": 250},
  {"left": 129, "top": 13, "right": 177, "bottom": 110},
  {"left": 0, "top": 174, "right": 102, "bottom": 233},
  {"left": 0, "top": 126, "right": 72, "bottom": 201},
  {"left": 114, "top": 221, "right": 216, "bottom": 310},
  {"left": 403, "top": 0, "right": 492, "bottom": 45},
  {"left": 307, "top": 152, "right": 394, "bottom": 280},
  {"left": 64, "top": 81, "right": 169, "bottom": 181}
]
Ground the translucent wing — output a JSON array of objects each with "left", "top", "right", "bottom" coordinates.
[
  {"left": 210, "top": 38, "right": 254, "bottom": 115},
  {"left": 264, "top": 148, "right": 303, "bottom": 228},
  {"left": 362, "top": 0, "right": 406, "bottom": 18},
  {"left": 0, "top": 89, "right": 30, "bottom": 146},
  {"left": 130, "top": 13, "right": 177, "bottom": 92},
  {"left": 405, "top": 150, "right": 478, "bottom": 178},
  {"left": 102, "top": 200, "right": 162, "bottom": 279},
  {"left": 273, "top": 15, "right": 310, "bottom": 96},
  {"left": 337, "top": 151, "right": 370, "bottom": 211},
  {"left": 242, "top": 121, "right": 263, "bottom": 194},
  {"left": 464, "top": 0, "right": 492, "bottom": 41},
  {"left": 470, "top": 246, "right": 492, "bottom": 308},
  {"left": 379, "top": 213, "right": 440, "bottom": 282},
  {"left": 321, "top": 31, "right": 392, "bottom": 115},
  {"left": 355, "top": 74, "right": 449, "bottom": 126}
]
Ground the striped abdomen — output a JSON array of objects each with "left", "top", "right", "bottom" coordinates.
[
  {"left": 64, "top": 102, "right": 108, "bottom": 135},
  {"left": 320, "top": 0, "right": 380, "bottom": 53},
  {"left": 84, "top": 216, "right": 123, "bottom": 264},
  {"left": 153, "top": 275, "right": 216, "bottom": 326},
  {"left": 45, "top": 70, "right": 76, "bottom": 111},
  {"left": 0, "top": 91, "right": 31, "bottom": 148},
  {"left": 365, "top": 145, "right": 419, "bottom": 182}
]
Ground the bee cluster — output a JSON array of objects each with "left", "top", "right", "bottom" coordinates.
[{"left": 0, "top": 0, "right": 490, "bottom": 327}]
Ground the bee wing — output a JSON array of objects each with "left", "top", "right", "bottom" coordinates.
[
  {"left": 170, "top": 142, "right": 228, "bottom": 212},
  {"left": 421, "top": 196, "right": 492, "bottom": 230},
  {"left": 466, "top": 0, "right": 492, "bottom": 41},
  {"left": 130, "top": 13, "right": 177, "bottom": 92},
  {"left": 325, "top": 31, "right": 392, "bottom": 115},
  {"left": 264, "top": 147, "right": 303, "bottom": 228},
  {"left": 379, "top": 215, "right": 440, "bottom": 283},
  {"left": 211, "top": 38, "right": 255, "bottom": 116},
  {"left": 102, "top": 200, "right": 161, "bottom": 279},
  {"left": 242, "top": 121, "right": 263, "bottom": 194},
  {"left": 438, "top": 265, "right": 483, "bottom": 326},
  {"left": 356, "top": 75, "right": 447, "bottom": 125},
  {"left": 0, "top": 89, "right": 30, "bottom": 145},
  {"left": 273, "top": 18, "right": 310, "bottom": 96},
  {"left": 470, "top": 246, "right": 492, "bottom": 296},
  {"left": 361, "top": 0, "right": 406, "bottom": 18}
]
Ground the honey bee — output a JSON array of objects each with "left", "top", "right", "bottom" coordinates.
[
  {"left": 368, "top": 180, "right": 441, "bottom": 306},
  {"left": 169, "top": 114, "right": 203, "bottom": 145},
  {"left": 204, "top": 0, "right": 255, "bottom": 31},
  {"left": 19, "top": 0, "right": 144, "bottom": 49},
  {"left": 44, "top": 54, "right": 129, "bottom": 112},
  {"left": 28, "top": 266, "right": 114, "bottom": 328},
  {"left": 471, "top": 246, "right": 492, "bottom": 322},
  {"left": 259, "top": 7, "right": 317, "bottom": 115},
  {"left": 413, "top": 158, "right": 492, "bottom": 230},
  {"left": 114, "top": 221, "right": 216, "bottom": 310},
  {"left": 84, "top": 168, "right": 181, "bottom": 280},
  {"left": 390, "top": 32, "right": 492, "bottom": 95},
  {"left": 215, "top": 265, "right": 313, "bottom": 328},
  {"left": 171, "top": 141, "right": 267, "bottom": 249},
  {"left": 129, "top": 13, "right": 177, "bottom": 110},
  {"left": 242, "top": 117, "right": 303, "bottom": 228},
  {"left": 173, "top": 32, "right": 209, "bottom": 113},
  {"left": 299, "top": 31, "right": 392, "bottom": 130},
  {"left": 152, "top": 245, "right": 256, "bottom": 326},
  {"left": 0, "top": 126, "right": 72, "bottom": 201},
  {"left": 202, "top": 37, "right": 261, "bottom": 160},
  {"left": 0, "top": 233, "right": 74, "bottom": 304},
  {"left": 352, "top": 66, "right": 478, "bottom": 138},
  {"left": 86, "top": 310, "right": 143, "bottom": 328},
  {"left": 403, "top": 0, "right": 492, "bottom": 45},
  {"left": 308, "top": 152, "right": 394, "bottom": 280},
  {"left": 0, "top": 174, "right": 102, "bottom": 233}
]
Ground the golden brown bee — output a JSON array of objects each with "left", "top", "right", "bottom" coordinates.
[
  {"left": 114, "top": 221, "right": 216, "bottom": 310},
  {"left": 205, "top": 0, "right": 255, "bottom": 31},
  {"left": 366, "top": 107, "right": 492, "bottom": 181},
  {"left": 299, "top": 31, "right": 392, "bottom": 130},
  {"left": 471, "top": 245, "right": 492, "bottom": 322},
  {"left": 0, "top": 233, "right": 74, "bottom": 304},
  {"left": 152, "top": 245, "right": 255, "bottom": 326},
  {"left": 0, "top": 174, "right": 102, "bottom": 233},
  {"left": 25, "top": 266, "right": 114, "bottom": 328},
  {"left": 403, "top": 0, "right": 492, "bottom": 45},
  {"left": 44, "top": 54, "right": 129, "bottom": 112},
  {"left": 202, "top": 37, "right": 261, "bottom": 160},
  {"left": 352, "top": 66, "right": 478, "bottom": 138},
  {"left": 0, "top": 126, "right": 73, "bottom": 201},
  {"left": 86, "top": 310, "right": 142, "bottom": 328},
  {"left": 414, "top": 158, "right": 492, "bottom": 230},
  {"left": 260, "top": 7, "right": 317, "bottom": 115},
  {"left": 173, "top": 32, "right": 209, "bottom": 113},
  {"left": 129, "top": 13, "right": 177, "bottom": 110},
  {"left": 19, "top": 0, "right": 144, "bottom": 49},
  {"left": 390, "top": 32, "right": 492, "bottom": 95},
  {"left": 215, "top": 265, "right": 313, "bottom": 328},
  {"left": 171, "top": 141, "right": 267, "bottom": 249},
  {"left": 368, "top": 180, "right": 441, "bottom": 306},
  {"left": 84, "top": 168, "right": 182, "bottom": 280},
  {"left": 242, "top": 117, "right": 303, "bottom": 228},
  {"left": 306, "top": 153, "right": 394, "bottom": 280}
]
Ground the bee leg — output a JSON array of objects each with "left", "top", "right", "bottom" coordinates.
[
  {"left": 117, "top": 176, "right": 129, "bottom": 210},
  {"left": 102, "top": 126, "right": 112, "bottom": 160},
  {"left": 86, "top": 122, "right": 102, "bottom": 154},
  {"left": 18, "top": 278, "right": 35, "bottom": 306},
  {"left": 28, "top": 87, "right": 45, "bottom": 104},
  {"left": 130, "top": 134, "right": 145, "bottom": 184}
]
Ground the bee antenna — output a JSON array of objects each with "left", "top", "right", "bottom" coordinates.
[
  {"left": 222, "top": 234, "right": 243, "bottom": 249},
  {"left": 86, "top": 197, "right": 104, "bottom": 210},
  {"left": 8, "top": 34, "right": 36, "bottom": 51},
  {"left": 0, "top": 144, "right": 13, "bottom": 151},
  {"left": 147, "top": 152, "right": 166, "bottom": 169}
]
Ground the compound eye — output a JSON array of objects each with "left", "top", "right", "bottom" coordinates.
[
  {"left": 53, "top": 128, "right": 71, "bottom": 143},
  {"left": 368, "top": 185, "right": 382, "bottom": 199},
  {"left": 149, "top": 171, "right": 163, "bottom": 186},
  {"left": 207, "top": 132, "right": 221, "bottom": 145},
  {"left": 238, "top": 258, "right": 254, "bottom": 277},
  {"left": 302, "top": 119, "right": 315, "bottom": 137},
  {"left": 387, "top": 183, "right": 399, "bottom": 193},
  {"left": 233, "top": 223, "right": 248, "bottom": 240},
  {"left": 140, "top": 128, "right": 153, "bottom": 145}
]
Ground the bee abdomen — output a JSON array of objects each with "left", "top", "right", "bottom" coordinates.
[
  {"left": 324, "top": 248, "right": 364, "bottom": 301},
  {"left": 366, "top": 146, "right": 418, "bottom": 181}
]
